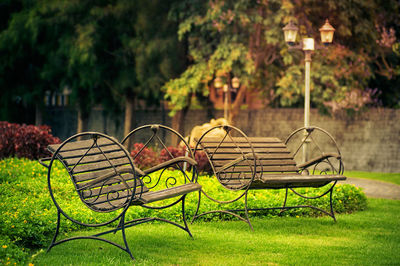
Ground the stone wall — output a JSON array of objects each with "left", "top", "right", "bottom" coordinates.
[{"left": 44, "top": 107, "right": 400, "bottom": 172}]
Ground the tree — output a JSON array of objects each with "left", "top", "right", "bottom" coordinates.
[
  {"left": 277, "top": 0, "right": 400, "bottom": 113},
  {"left": 0, "top": 0, "right": 186, "bottom": 138},
  {"left": 164, "top": 0, "right": 400, "bottom": 120}
]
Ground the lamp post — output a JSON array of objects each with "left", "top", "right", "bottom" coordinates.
[
  {"left": 283, "top": 19, "right": 335, "bottom": 161},
  {"left": 214, "top": 76, "right": 240, "bottom": 121}
]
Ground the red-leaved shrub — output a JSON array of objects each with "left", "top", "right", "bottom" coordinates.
[
  {"left": 0, "top": 122, "right": 61, "bottom": 160},
  {"left": 130, "top": 143, "right": 211, "bottom": 173},
  {"left": 194, "top": 150, "right": 212, "bottom": 173},
  {"left": 0, "top": 122, "right": 19, "bottom": 158},
  {"left": 159, "top": 146, "right": 186, "bottom": 162},
  {"left": 130, "top": 143, "right": 159, "bottom": 169}
]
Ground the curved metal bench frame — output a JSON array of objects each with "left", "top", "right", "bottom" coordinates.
[
  {"left": 39, "top": 125, "right": 200, "bottom": 260},
  {"left": 191, "top": 125, "right": 257, "bottom": 229},
  {"left": 192, "top": 126, "right": 346, "bottom": 229}
]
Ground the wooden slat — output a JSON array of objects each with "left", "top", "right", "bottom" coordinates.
[
  {"left": 81, "top": 180, "right": 149, "bottom": 199},
  {"left": 203, "top": 146, "right": 287, "bottom": 154},
  {"left": 249, "top": 174, "right": 346, "bottom": 189},
  {"left": 72, "top": 157, "right": 131, "bottom": 174},
  {"left": 201, "top": 143, "right": 287, "bottom": 149},
  {"left": 55, "top": 144, "right": 124, "bottom": 160},
  {"left": 88, "top": 191, "right": 132, "bottom": 208},
  {"left": 218, "top": 172, "right": 302, "bottom": 180},
  {"left": 200, "top": 137, "right": 282, "bottom": 143},
  {"left": 215, "top": 165, "right": 298, "bottom": 173},
  {"left": 213, "top": 159, "right": 296, "bottom": 167},
  {"left": 48, "top": 138, "right": 116, "bottom": 153},
  {"left": 75, "top": 172, "right": 136, "bottom": 189},
  {"left": 89, "top": 183, "right": 202, "bottom": 207},
  {"left": 259, "top": 174, "right": 346, "bottom": 183},
  {"left": 73, "top": 165, "right": 132, "bottom": 183},
  {"left": 63, "top": 151, "right": 127, "bottom": 166},
  {"left": 91, "top": 198, "right": 130, "bottom": 211},
  {"left": 209, "top": 151, "right": 291, "bottom": 160},
  {"left": 139, "top": 183, "right": 201, "bottom": 204}
]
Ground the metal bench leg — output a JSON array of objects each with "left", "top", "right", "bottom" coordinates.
[
  {"left": 191, "top": 191, "right": 202, "bottom": 224},
  {"left": 47, "top": 210, "right": 61, "bottom": 253},
  {"left": 120, "top": 212, "right": 135, "bottom": 260},
  {"left": 329, "top": 185, "right": 337, "bottom": 222},
  {"left": 279, "top": 188, "right": 289, "bottom": 216},
  {"left": 181, "top": 195, "right": 193, "bottom": 238},
  {"left": 244, "top": 192, "right": 254, "bottom": 231}
]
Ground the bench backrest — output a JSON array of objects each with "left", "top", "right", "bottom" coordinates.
[
  {"left": 196, "top": 136, "right": 299, "bottom": 189},
  {"left": 48, "top": 137, "right": 148, "bottom": 212}
]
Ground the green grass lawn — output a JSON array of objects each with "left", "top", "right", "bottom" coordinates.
[
  {"left": 346, "top": 171, "right": 400, "bottom": 185},
  {"left": 32, "top": 198, "right": 400, "bottom": 265}
]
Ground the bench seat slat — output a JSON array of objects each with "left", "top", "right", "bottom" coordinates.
[
  {"left": 209, "top": 152, "right": 291, "bottom": 160},
  {"left": 216, "top": 165, "right": 299, "bottom": 173},
  {"left": 200, "top": 137, "right": 282, "bottom": 143},
  {"left": 213, "top": 159, "right": 296, "bottom": 167},
  {"left": 82, "top": 180, "right": 149, "bottom": 199},
  {"left": 73, "top": 166, "right": 133, "bottom": 183},
  {"left": 88, "top": 183, "right": 202, "bottom": 209},
  {"left": 139, "top": 183, "right": 202, "bottom": 204},
  {"left": 203, "top": 147, "right": 290, "bottom": 154},
  {"left": 201, "top": 143, "right": 287, "bottom": 149}
]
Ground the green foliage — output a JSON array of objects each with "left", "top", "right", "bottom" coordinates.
[
  {"left": 166, "top": 0, "right": 400, "bottom": 115},
  {"left": 0, "top": 235, "right": 28, "bottom": 266},
  {"left": 0, "top": 0, "right": 185, "bottom": 124},
  {"left": 196, "top": 176, "right": 367, "bottom": 220},
  {"left": 0, "top": 158, "right": 367, "bottom": 263},
  {"left": 276, "top": 45, "right": 375, "bottom": 112}
]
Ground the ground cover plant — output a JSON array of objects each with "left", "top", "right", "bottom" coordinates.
[{"left": 0, "top": 158, "right": 367, "bottom": 264}]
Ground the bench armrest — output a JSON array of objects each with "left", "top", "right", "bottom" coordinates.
[
  {"left": 39, "top": 157, "right": 52, "bottom": 168},
  {"left": 215, "top": 153, "right": 255, "bottom": 174},
  {"left": 143, "top": 156, "right": 198, "bottom": 176},
  {"left": 297, "top": 152, "right": 341, "bottom": 169}
]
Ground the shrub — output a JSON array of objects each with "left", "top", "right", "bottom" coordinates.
[
  {"left": 130, "top": 143, "right": 159, "bottom": 169},
  {"left": 194, "top": 150, "right": 212, "bottom": 173},
  {"left": 159, "top": 146, "right": 185, "bottom": 162},
  {"left": 132, "top": 143, "right": 211, "bottom": 173},
  {"left": 0, "top": 235, "right": 28, "bottom": 265},
  {"left": 0, "top": 122, "right": 60, "bottom": 160},
  {"left": 0, "top": 122, "right": 19, "bottom": 158}
]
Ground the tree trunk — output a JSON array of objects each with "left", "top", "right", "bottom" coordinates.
[
  {"left": 123, "top": 95, "right": 136, "bottom": 150},
  {"left": 171, "top": 106, "right": 189, "bottom": 146},
  {"left": 229, "top": 85, "right": 246, "bottom": 126},
  {"left": 77, "top": 108, "right": 89, "bottom": 134},
  {"left": 35, "top": 104, "right": 43, "bottom": 126}
]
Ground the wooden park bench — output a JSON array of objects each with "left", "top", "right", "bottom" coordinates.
[
  {"left": 191, "top": 125, "right": 346, "bottom": 229},
  {"left": 39, "top": 125, "right": 201, "bottom": 259}
]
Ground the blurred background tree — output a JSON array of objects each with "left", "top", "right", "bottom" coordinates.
[
  {"left": 0, "top": 0, "right": 399, "bottom": 129},
  {"left": 0, "top": 0, "right": 185, "bottom": 137},
  {"left": 165, "top": 0, "right": 400, "bottom": 124}
]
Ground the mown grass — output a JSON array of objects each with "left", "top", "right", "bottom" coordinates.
[
  {"left": 32, "top": 198, "right": 400, "bottom": 265},
  {"left": 0, "top": 158, "right": 368, "bottom": 265},
  {"left": 346, "top": 171, "right": 400, "bottom": 185}
]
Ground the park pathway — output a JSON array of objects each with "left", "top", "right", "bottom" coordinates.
[{"left": 340, "top": 178, "right": 400, "bottom": 200}]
